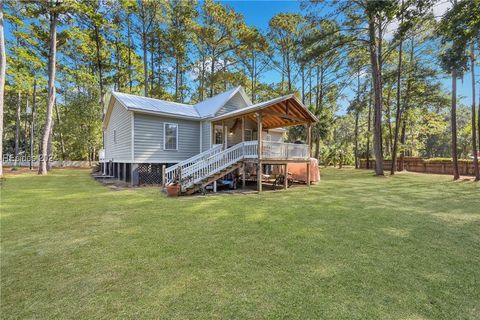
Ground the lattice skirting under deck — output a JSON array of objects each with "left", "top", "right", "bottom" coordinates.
[{"left": 138, "top": 163, "right": 163, "bottom": 185}]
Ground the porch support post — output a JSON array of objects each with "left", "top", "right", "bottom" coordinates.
[
  {"left": 213, "top": 180, "right": 217, "bottom": 193},
  {"left": 223, "top": 121, "right": 227, "bottom": 149},
  {"left": 240, "top": 116, "right": 246, "bottom": 189},
  {"left": 241, "top": 116, "right": 245, "bottom": 142},
  {"left": 257, "top": 113, "right": 263, "bottom": 192},
  {"left": 306, "top": 123, "right": 312, "bottom": 187},
  {"left": 211, "top": 121, "right": 215, "bottom": 146},
  {"left": 242, "top": 162, "right": 246, "bottom": 189},
  {"left": 284, "top": 163, "right": 288, "bottom": 190},
  {"left": 162, "top": 164, "right": 166, "bottom": 188},
  {"left": 131, "top": 163, "right": 139, "bottom": 187}
]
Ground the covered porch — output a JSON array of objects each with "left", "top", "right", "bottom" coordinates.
[{"left": 210, "top": 94, "right": 318, "bottom": 192}]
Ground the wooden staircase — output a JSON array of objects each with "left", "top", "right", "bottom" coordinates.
[
  {"left": 184, "top": 162, "right": 243, "bottom": 195},
  {"left": 164, "top": 141, "right": 258, "bottom": 196}
]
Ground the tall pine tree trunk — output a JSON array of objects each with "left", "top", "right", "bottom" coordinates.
[
  {"left": 301, "top": 64, "right": 305, "bottom": 104},
  {"left": 354, "top": 68, "right": 360, "bottom": 169},
  {"left": 399, "top": 36, "right": 414, "bottom": 171},
  {"left": 14, "top": 91, "right": 21, "bottom": 166},
  {"left": 315, "top": 65, "right": 320, "bottom": 110},
  {"left": 368, "top": 15, "right": 384, "bottom": 176},
  {"left": 451, "top": 69, "right": 459, "bottom": 180},
  {"left": 470, "top": 42, "right": 479, "bottom": 180},
  {"left": 210, "top": 49, "right": 215, "bottom": 97},
  {"left": 24, "top": 95, "right": 29, "bottom": 152},
  {"left": 0, "top": 2, "right": 5, "bottom": 177},
  {"left": 385, "top": 86, "right": 393, "bottom": 157},
  {"left": 366, "top": 90, "right": 372, "bottom": 169},
  {"left": 309, "top": 66, "right": 312, "bottom": 106},
  {"left": 286, "top": 51, "right": 292, "bottom": 92},
  {"left": 200, "top": 53, "right": 206, "bottom": 101},
  {"left": 391, "top": 6, "right": 404, "bottom": 174},
  {"left": 39, "top": 9, "right": 58, "bottom": 175},
  {"left": 94, "top": 25, "right": 105, "bottom": 152},
  {"left": 142, "top": 18, "right": 148, "bottom": 97},
  {"left": 127, "top": 15, "right": 133, "bottom": 93},
  {"left": 30, "top": 80, "right": 36, "bottom": 170},
  {"left": 354, "top": 110, "right": 360, "bottom": 169},
  {"left": 250, "top": 54, "right": 255, "bottom": 103},
  {"left": 175, "top": 59, "right": 180, "bottom": 101},
  {"left": 47, "top": 121, "right": 53, "bottom": 171},
  {"left": 114, "top": 30, "right": 120, "bottom": 91},
  {"left": 54, "top": 102, "right": 65, "bottom": 160},
  {"left": 150, "top": 40, "right": 155, "bottom": 93}
]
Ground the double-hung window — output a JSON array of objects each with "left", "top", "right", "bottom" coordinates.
[{"left": 164, "top": 123, "right": 178, "bottom": 150}]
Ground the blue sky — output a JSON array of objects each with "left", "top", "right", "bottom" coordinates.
[
  {"left": 5, "top": 0, "right": 478, "bottom": 111},
  {"left": 221, "top": 0, "right": 479, "bottom": 112}
]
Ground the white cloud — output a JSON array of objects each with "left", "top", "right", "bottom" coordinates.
[
  {"left": 384, "top": 1, "right": 452, "bottom": 40},
  {"left": 432, "top": 0, "right": 452, "bottom": 20}
]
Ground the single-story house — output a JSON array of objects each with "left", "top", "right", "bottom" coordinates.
[{"left": 100, "top": 86, "right": 318, "bottom": 193}]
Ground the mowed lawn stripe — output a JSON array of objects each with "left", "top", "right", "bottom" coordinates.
[{"left": 1, "top": 168, "right": 479, "bottom": 319}]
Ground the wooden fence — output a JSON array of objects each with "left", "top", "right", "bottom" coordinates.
[{"left": 359, "top": 157, "right": 476, "bottom": 176}]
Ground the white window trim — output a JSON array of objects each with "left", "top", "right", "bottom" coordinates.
[{"left": 163, "top": 122, "right": 179, "bottom": 151}]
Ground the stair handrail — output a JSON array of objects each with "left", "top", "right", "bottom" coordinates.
[
  {"left": 179, "top": 141, "right": 261, "bottom": 191},
  {"left": 165, "top": 141, "right": 259, "bottom": 192},
  {"left": 165, "top": 144, "right": 223, "bottom": 185},
  {"left": 180, "top": 142, "right": 244, "bottom": 190}
]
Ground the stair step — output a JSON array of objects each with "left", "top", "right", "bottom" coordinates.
[{"left": 184, "top": 162, "right": 243, "bottom": 195}]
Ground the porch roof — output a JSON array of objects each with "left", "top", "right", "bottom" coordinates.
[{"left": 210, "top": 94, "right": 318, "bottom": 129}]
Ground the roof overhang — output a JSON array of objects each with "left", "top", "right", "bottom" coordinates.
[
  {"left": 103, "top": 93, "right": 201, "bottom": 130},
  {"left": 210, "top": 95, "right": 318, "bottom": 129},
  {"left": 103, "top": 93, "right": 118, "bottom": 129}
]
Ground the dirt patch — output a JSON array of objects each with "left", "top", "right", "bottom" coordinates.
[
  {"left": 3, "top": 166, "right": 91, "bottom": 176},
  {"left": 2, "top": 167, "right": 37, "bottom": 176}
]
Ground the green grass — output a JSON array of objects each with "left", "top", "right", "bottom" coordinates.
[{"left": 1, "top": 168, "right": 479, "bottom": 319}]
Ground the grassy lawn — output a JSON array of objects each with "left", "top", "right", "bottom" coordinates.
[{"left": 1, "top": 168, "right": 479, "bottom": 319}]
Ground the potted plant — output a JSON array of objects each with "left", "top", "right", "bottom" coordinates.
[
  {"left": 166, "top": 182, "right": 180, "bottom": 197},
  {"left": 166, "top": 169, "right": 181, "bottom": 197}
]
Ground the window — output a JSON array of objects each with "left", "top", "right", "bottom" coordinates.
[
  {"left": 244, "top": 129, "right": 252, "bottom": 141},
  {"left": 164, "top": 123, "right": 178, "bottom": 150},
  {"left": 215, "top": 126, "right": 223, "bottom": 144},
  {"left": 113, "top": 130, "right": 117, "bottom": 144}
]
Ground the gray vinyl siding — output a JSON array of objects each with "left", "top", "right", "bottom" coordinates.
[
  {"left": 227, "top": 117, "right": 257, "bottom": 146},
  {"left": 134, "top": 113, "right": 200, "bottom": 163},
  {"left": 104, "top": 101, "right": 132, "bottom": 162},
  {"left": 215, "top": 91, "right": 249, "bottom": 116},
  {"left": 201, "top": 121, "right": 212, "bottom": 152}
]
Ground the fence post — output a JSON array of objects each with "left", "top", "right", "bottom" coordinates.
[{"left": 162, "top": 165, "right": 166, "bottom": 188}]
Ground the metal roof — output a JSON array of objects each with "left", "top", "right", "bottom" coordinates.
[
  {"left": 112, "top": 92, "right": 201, "bottom": 118},
  {"left": 110, "top": 87, "right": 252, "bottom": 120},
  {"left": 193, "top": 86, "right": 249, "bottom": 117}
]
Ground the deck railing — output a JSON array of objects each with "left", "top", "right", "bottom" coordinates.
[
  {"left": 164, "top": 140, "right": 309, "bottom": 191},
  {"left": 261, "top": 141, "right": 309, "bottom": 160}
]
